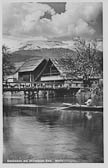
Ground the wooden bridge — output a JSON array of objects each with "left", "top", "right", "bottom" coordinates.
[{"left": 3, "top": 81, "right": 84, "bottom": 98}]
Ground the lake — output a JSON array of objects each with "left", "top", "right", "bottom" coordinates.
[{"left": 3, "top": 95, "right": 103, "bottom": 163}]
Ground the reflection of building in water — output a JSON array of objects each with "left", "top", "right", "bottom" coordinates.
[{"left": 36, "top": 106, "right": 60, "bottom": 125}]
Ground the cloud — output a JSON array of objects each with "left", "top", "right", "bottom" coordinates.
[
  {"left": 49, "top": 2, "right": 102, "bottom": 38},
  {"left": 65, "top": 2, "right": 102, "bottom": 21},
  {"left": 3, "top": 2, "right": 102, "bottom": 40},
  {"left": 3, "top": 2, "right": 55, "bottom": 37}
]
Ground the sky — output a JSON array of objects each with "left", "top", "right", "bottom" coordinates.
[{"left": 3, "top": 2, "right": 103, "bottom": 41}]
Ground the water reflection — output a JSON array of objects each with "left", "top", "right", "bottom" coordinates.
[{"left": 3, "top": 96, "right": 103, "bottom": 163}]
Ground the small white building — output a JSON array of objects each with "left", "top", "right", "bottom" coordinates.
[{"left": 4, "top": 72, "right": 18, "bottom": 82}]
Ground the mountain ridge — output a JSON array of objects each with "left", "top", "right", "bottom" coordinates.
[
  {"left": 3, "top": 37, "right": 103, "bottom": 52},
  {"left": 10, "top": 48, "right": 76, "bottom": 63},
  {"left": 3, "top": 38, "right": 103, "bottom": 66}
]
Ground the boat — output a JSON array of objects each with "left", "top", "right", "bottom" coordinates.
[
  {"left": 62, "top": 103, "right": 103, "bottom": 112},
  {"left": 13, "top": 103, "right": 103, "bottom": 113}
]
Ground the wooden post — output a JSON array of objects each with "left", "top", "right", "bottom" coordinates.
[
  {"left": 37, "top": 90, "right": 39, "bottom": 99},
  {"left": 30, "top": 73, "right": 32, "bottom": 87},
  {"left": 30, "top": 73, "right": 32, "bottom": 82}
]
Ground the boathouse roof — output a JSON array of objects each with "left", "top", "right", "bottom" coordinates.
[
  {"left": 49, "top": 58, "right": 77, "bottom": 78},
  {"left": 50, "top": 58, "right": 72, "bottom": 73},
  {"left": 50, "top": 58, "right": 101, "bottom": 79},
  {"left": 18, "top": 57, "right": 101, "bottom": 79},
  {"left": 19, "top": 58, "right": 45, "bottom": 72}
]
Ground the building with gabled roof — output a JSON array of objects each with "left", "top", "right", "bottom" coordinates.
[
  {"left": 18, "top": 58, "right": 47, "bottom": 82},
  {"left": 18, "top": 57, "right": 84, "bottom": 83},
  {"left": 39, "top": 58, "right": 83, "bottom": 87},
  {"left": 18, "top": 57, "right": 99, "bottom": 87}
]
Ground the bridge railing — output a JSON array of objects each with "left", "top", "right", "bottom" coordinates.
[{"left": 3, "top": 81, "right": 84, "bottom": 90}]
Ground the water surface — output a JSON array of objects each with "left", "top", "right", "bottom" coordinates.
[{"left": 3, "top": 96, "right": 103, "bottom": 163}]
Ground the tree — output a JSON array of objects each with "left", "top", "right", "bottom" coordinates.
[
  {"left": 2, "top": 45, "right": 15, "bottom": 78},
  {"left": 57, "top": 38, "right": 103, "bottom": 86},
  {"left": 74, "top": 38, "right": 103, "bottom": 78}
]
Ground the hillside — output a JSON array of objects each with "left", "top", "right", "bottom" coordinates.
[
  {"left": 10, "top": 48, "right": 77, "bottom": 63},
  {"left": 3, "top": 37, "right": 103, "bottom": 63}
]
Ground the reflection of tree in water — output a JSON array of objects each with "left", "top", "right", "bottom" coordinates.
[
  {"left": 3, "top": 105, "right": 10, "bottom": 117},
  {"left": 58, "top": 110, "right": 103, "bottom": 156},
  {"left": 59, "top": 111, "right": 83, "bottom": 127},
  {"left": 81, "top": 112, "right": 103, "bottom": 157},
  {"left": 3, "top": 115, "right": 14, "bottom": 162},
  {"left": 3, "top": 106, "right": 15, "bottom": 143},
  {"left": 3, "top": 117, "right": 11, "bottom": 143}
]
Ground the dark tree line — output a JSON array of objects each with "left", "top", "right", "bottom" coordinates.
[{"left": 2, "top": 45, "right": 15, "bottom": 78}]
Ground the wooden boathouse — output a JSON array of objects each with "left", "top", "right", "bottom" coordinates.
[
  {"left": 3, "top": 57, "right": 85, "bottom": 97},
  {"left": 18, "top": 57, "right": 83, "bottom": 88},
  {"left": 3, "top": 57, "right": 101, "bottom": 98}
]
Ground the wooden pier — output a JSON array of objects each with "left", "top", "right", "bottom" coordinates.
[{"left": 3, "top": 81, "right": 83, "bottom": 98}]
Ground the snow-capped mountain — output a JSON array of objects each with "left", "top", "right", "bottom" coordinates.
[
  {"left": 3, "top": 37, "right": 74, "bottom": 52},
  {"left": 3, "top": 37, "right": 103, "bottom": 53}
]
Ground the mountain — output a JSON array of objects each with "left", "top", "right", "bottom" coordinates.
[
  {"left": 3, "top": 37, "right": 103, "bottom": 52},
  {"left": 3, "top": 37, "right": 75, "bottom": 52},
  {"left": 3, "top": 37, "right": 103, "bottom": 64},
  {"left": 10, "top": 48, "right": 77, "bottom": 63}
]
